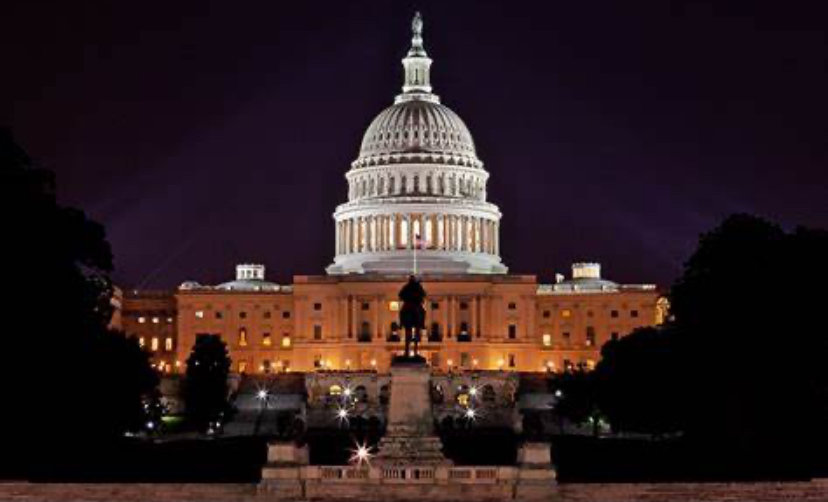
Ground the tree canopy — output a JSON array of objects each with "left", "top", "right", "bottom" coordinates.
[
  {"left": 183, "top": 334, "right": 232, "bottom": 431},
  {"left": 0, "top": 129, "right": 157, "bottom": 465}
]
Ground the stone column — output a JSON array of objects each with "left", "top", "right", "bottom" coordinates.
[
  {"left": 349, "top": 296, "right": 357, "bottom": 339},
  {"left": 472, "top": 296, "right": 479, "bottom": 338}
]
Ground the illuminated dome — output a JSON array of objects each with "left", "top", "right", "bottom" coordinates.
[
  {"left": 327, "top": 13, "right": 507, "bottom": 275},
  {"left": 356, "top": 99, "right": 481, "bottom": 169}
]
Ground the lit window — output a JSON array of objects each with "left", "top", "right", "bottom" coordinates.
[
  {"left": 561, "top": 309, "right": 571, "bottom": 318},
  {"left": 152, "top": 317, "right": 159, "bottom": 324},
  {"left": 329, "top": 384, "right": 343, "bottom": 396},
  {"left": 239, "top": 328, "right": 248, "bottom": 347},
  {"left": 138, "top": 337, "right": 145, "bottom": 348},
  {"left": 138, "top": 316, "right": 146, "bottom": 324},
  {"left": 263, "top": 333, "right": 272, "bottom": 346},
  {"left": 282, "top": 336, "right": 291, "bottom": 348},
  {"left": 238, "top": 361, "right": 248, "bottom": 374},
  {"left": 586, "top": 359, "right": 596, "bottom": 370},
  {"left": 542, "top": 334, "right": 552, "bottom": 347},
  {"left": 314, "top": 325, "right": 323, "bottom": 340},
  {"left": 151, "top": 337, "right": 159, "bottom": 351},
  {"left": 389, "top": 301, "right": 400, "bottom": 312},
  {"left": 165, "top": 337, "right": 173, "bottom": 351},
  {"left": 586, "top": 327, "right": 596, "bottom": 347},
  {"left": 195, "top": 311, "right": 204, "bottom": 319},
  {"left": 167, "top": 317, "right": 174, "bottom": 323}
]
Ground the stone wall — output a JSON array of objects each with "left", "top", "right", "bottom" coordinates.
[{"left": 5, "top": 480, "right": 828, "bottom": 501}]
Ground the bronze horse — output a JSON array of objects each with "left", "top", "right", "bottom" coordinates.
[{"left": 398, "top": 275, "right": 426, "bottom": 358}]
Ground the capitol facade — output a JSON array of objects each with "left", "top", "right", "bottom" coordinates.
[{"left": 117, "top": 15, "right": 665, "bottom": 375}]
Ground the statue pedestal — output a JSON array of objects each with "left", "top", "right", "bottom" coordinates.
[{"left": 375, "top": 360, "right": 450, "bottom": 465}]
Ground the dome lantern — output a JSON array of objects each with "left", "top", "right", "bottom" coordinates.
[{"left": 400, "top": 12, "right": 435, "bottom": 99}]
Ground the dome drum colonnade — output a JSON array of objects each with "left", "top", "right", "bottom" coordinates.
[{"left": 328, "top": 13, "right": 507, "bottom": 275}]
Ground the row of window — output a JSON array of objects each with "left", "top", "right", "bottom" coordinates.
[
  {"left": 541, "top": 309, "right": 639, "bottom": 319},
  {"left": 136, "top": 316, "right": 174, "bottom": 324},
  {"left": 138, "top": 336, "right": 174, "bottom": 352},
  {"left": 541, "top": 329, "right": 620, "bottom": 347},
  {"left": 236, "top": 329, "right": 292, "bottom": 348},
  {"left": 195, "top": 310, "right": 291, "bottom": 320}
]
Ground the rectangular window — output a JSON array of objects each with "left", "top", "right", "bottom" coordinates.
[
  {"left": 215, "top": 311, "right": 223, "bottom": 319},
  {"left": 389, "top": 301, "right": 400, "bottom": 312},
  {"left": 611, "top": 332, "right": 619, "bottom": 341},
  {"left": 138, "top": 337, "right": 145, "bottom": 348},
  {"left": 239, "top": 311, "right": 247, "bottom": 319},
  {"left": 610, "top": 310, "right": 619, "bottom": 318},
  {"left": 282, "top": 311, "right": 291, "bottom": 319},
  {"left": 263, "top": 333, "right": 272, "bottom": 346},
  {"left": 508, "top": 302, "right": 517, "bottom": 310},
  {"left": 508, "top": 354, "right": 516, "bottom": 368},
  {"left": 561, "top": 309, "right": 571, "bottom": 318},
  {"left": 542, "top": 333, "right": 552, "bottom": 347},
  {"left": 630, "top": 309, "right": 639, "bottom": 318},
  {"left": 460, "top": 352, "right": 470, "bottom": 368},
  {"left": 263, "top": 311, "right": 271, "bottom": 319},
  {"left": 586, "top": 327, "right": 596, "bottom": 347},
  {"left": 138, "top": 316, "right": 146, "bottom": 324},
  {"left": 282, "top": 336, "right": 291, "bottom": 348},
  {"left": 543, "top": 310, "right": 551, "bottom": 318},
  {"left": 361, "top": 302, "right": 370, "bottom": 311},
  {"left": 431, "top": 302, "right": 440, "bottom": 310},
  {"left": 238, "top": 361, "right": 248, "bottom": 374},
  {"left": 459, "top": 302, "right": 469, "bottom": 311},
  {"left": 165, "top": 337, "right": 173, "bottom": 351},
  {"left": 195, "top": 311, "right": 204, "bottom": 319},
  {"left": 151, "top": 337, "right": 159, "bottom": 351},
  {"left": 313, "top": 303, "right": 322, "bottom": 311},
  {"left": 508, "top": 324, "right": 517, "bottom": 339},
  {"left": 239, "top": 328, "right": 248, "bottom": 347},
  {"left": 313, "top": 325, "right": 322, "bottom": 340},
  {"left": 152, "top": 317, "right": 159, "bottom": 324},
  {"left": 562, "top": 332, "right": 571, "bottom": 343}
]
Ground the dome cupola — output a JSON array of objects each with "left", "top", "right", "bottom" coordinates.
[{"left": 327, "top": 13, "right": 507, "bottom": 276}]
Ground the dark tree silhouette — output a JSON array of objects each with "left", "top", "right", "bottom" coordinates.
[
  {"left": 593, "top": 326, "right": 685, "bottom": 437},
  {"left": 0, "top": 129, "right": 158, "bottom": 473},
  {"left": 555, "top": 369, "right": 602, "bottom": 437},
  {"left": 183, "top": 334, "right": 232, "bottom": 431}
]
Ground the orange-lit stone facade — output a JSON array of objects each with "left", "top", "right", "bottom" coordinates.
[
  {"left": 121, "top": 265, "right": 662, "bottom": 375},
  {"left": 120, "top": 290, "right": 178, "bottom": 372}
]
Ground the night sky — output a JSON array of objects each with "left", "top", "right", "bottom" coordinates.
[{"left": 3, "top": 0, "right": 826, "bottom": 289}]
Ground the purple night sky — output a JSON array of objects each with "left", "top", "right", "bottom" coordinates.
[{"left": 2, "top": 0, "right": 826, "bottom": 289}]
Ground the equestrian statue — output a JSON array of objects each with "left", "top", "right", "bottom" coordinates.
[{"left": 398, "top": 275, "right": 427, "bottom": 361}]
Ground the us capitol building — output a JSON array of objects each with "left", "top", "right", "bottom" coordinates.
[{"left": 119, "top": 15, "right": 665, "bottom": 375}]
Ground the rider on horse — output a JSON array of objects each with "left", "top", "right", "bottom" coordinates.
[{"left": 398, "top": 275, "right": 426, "bottom": 358}]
